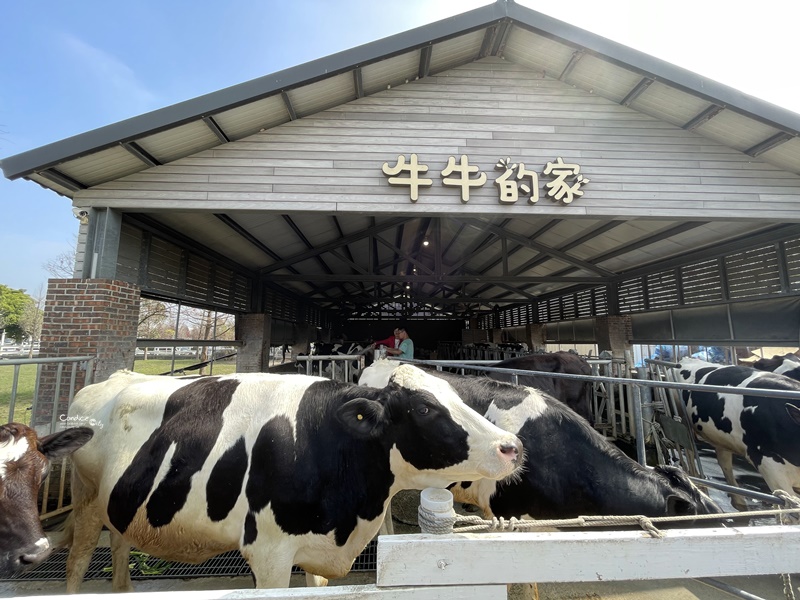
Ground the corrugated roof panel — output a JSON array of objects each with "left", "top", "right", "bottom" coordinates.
[
  {"left": 57, "top": 146, "right": 147, "bottom": 187},
  {"left": 695, "top": 110, "right": 784, "bottom": 153},
  {"left": 213, "top": 95, "right": 291, "bottom": 140},
  {"left": 502, "top": 28, "right": 574, "bottom": 78},
  {"left": 361, "top": 50, "right": 420, "bottom": 95},
  {"left": 287, "top": 73, "right": 356, "bottom": 118},
  {"left": 629, "top": 81, "right": 712, "bottom": 128},
  {"left": 137, "top": 121, "right": 220, "bottom": 164},
  {"left": 428, "top": 30, "right": 484, "bottom": 75},
  {"left": 565, "top": 54, "right": 642, "bottom": 104},
  {"left": 759, "top": 137, "right": 800, "bottom": 176}
]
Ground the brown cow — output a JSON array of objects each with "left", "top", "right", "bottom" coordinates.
[
  {"left": 0, "top": 423, "right": 93, "bottom": 578},
  {"left": 488, "top": 352, "right": 593, "bottom": 421}
]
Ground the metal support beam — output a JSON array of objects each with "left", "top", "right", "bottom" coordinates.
[
  {"left": 418, "top": 45, "right": 432, "bottom": 79},
  {"left": 353, "top": 67, "right": 364, "bottom": 98},
  {"left": 683, "top": 105, "right": 724, "bottom": 131},
  {"left": 281, "top": 91, "right": 297, "bottom": 120},
  {"left": 744, "top": 131, "right": 794, "bottom": 157},
  {"left": 202, "top": 116, "right": 230, "bottom": 143},
  {"left": 559, "top": 50, "right": 584, "bottom": 81},
  {"left": 37, "top": 168, "right": 86, "bottom": 191},
  {"left": 266, "top": 273, "right": 604, "bottom": 284},
  {"left": 121, "top": 141, "right": 161, "bottom": 167},
  {"left": 621, "top": 77, "right": 654, "bottom": 107}
]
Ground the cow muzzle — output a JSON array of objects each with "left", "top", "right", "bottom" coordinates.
[{"left": 486, "top": 436, "right": 523, "bottom": 479}]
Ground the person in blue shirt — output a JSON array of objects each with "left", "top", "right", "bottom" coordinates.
[{"left": 386, "top": 328, "right": 414, "bottom": 360}]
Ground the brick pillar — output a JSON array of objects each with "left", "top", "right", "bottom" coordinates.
[
  {"left": 35, "top": 278, "right": 140, "bottom": 430},
  {"left": 594, "top": 315, "right": 632, "bottom": 359},
  {"left": 525, "top": 324, "right": 546, "bottom": 351},
  {"left": 236, "top": 313, "right": 272, "bottom": 373}
]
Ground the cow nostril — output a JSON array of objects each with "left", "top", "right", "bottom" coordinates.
[
  {"left": 19, "top": 551, "right": 47, "bottom": 567},
  {"left": 499, "top": 442, "right": 519, "bottom": 458}
]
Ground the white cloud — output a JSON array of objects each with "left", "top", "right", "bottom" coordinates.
[{"left": 59, "top": 33, "right": 159, "bottom": 115}]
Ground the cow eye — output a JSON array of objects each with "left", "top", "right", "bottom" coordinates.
[{"left": 417, "top": 405, "right": 430, "bottom": 415}]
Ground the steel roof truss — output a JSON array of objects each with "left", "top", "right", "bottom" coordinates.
[
  {"left": 260, "top": 217, "right": 412, "bottom": 274},
  {"left": 456, "top": 217, "right": 616, "bottom": 277}
]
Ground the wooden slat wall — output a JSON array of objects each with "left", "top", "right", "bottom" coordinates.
[{"left": 76, "top": 57, "right": 800, "bottom": 220}]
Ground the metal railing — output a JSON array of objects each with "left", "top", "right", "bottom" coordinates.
[
  {"left": 296, "top": 354, "right": 365, "bottom": 383},
  {"left": 0, "top": 355, "right": 95, "bottom": 519}
]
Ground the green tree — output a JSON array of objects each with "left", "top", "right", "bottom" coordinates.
[{"left": 0, "top": 285, "right": 34, "bottom": 342}]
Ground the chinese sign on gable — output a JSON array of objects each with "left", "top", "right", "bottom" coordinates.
[{"left": 381, "top": 154, "right": 589, "bottom": 204}]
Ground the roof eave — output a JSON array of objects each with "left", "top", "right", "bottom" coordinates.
[
  {"left": 3, "top": 0, "right": 800, "bottom": 182},
  {"left": 0, "top": 1, "right": 509, "bottom": 181}
]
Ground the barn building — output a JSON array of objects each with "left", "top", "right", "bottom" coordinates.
[{"left": 3, "top": 0, "right": 800, "bottom": 420}]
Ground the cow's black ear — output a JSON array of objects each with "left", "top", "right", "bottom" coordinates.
[
  {"left": 337, "top": 398, "right": 387, "bottom": 439},
  {"left": 786, "top": 404, "right": 800, "bottom": 427},
  {"left": 39, "top": 427, "right": 94, "bottom": 460}
]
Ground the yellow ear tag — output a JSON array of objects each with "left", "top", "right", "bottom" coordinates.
[{"left": 357, "top": 414, "right": 363, "bottom": 420}]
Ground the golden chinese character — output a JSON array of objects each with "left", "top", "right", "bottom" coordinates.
[
  {"left": 441, "top": 155, "right": 487, "bottom": 202},
  {"left": 382, "top": 154, "right": 433, "bottom": 202},
  {"left": 494, "top": 157, "right": 539, "bottom": 204},
  {"left": 543, "top": 157, "right": 589, "bottom": 204}
]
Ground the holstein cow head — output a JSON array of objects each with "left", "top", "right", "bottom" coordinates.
[
  {"left": 347, "top": 364, "right": 523, "bottom": 487},
  {"left": 0, "top": 423, "right": 93, "bottom": 578}
]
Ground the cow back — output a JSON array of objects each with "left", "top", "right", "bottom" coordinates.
[{"left": 489, "top": 352, "right": 593, "bottom": 421}]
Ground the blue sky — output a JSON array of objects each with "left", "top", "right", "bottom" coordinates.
[{"left": 2, "top": 0, "right": 799, "bottom": 294}]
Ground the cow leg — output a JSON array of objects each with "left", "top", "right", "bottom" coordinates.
[
  {"left": 65, "top": 478, "right": 104, "bottom": 593},
  {"left": 110, "top": 531, "right": 134, "bottom": 592},
  {"left": 305, "top": 572, "right": 329, "bottom": 587},
  {"left": 379, "top": 502, "right": 395, "bottom": 536},
  {"left": 242, "top": 544, "right": 293, "bottom": 588},
  {"left": 715, "top": 448, "right": 748, "bottom": 511},
  {"left": 757, "top": 459, "right": 800, "bottom": 521}
]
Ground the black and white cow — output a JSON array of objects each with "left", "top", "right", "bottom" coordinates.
[
  {"left": 489, "top": 352, "right": 593, "bottom": 422},
  {"left": 0, "top": 423, "right": 93, "bottom": 578},
  {"left": 360, "top": 361, "right": 720, "bottom": 521},
  {"left": 297, "top": 342, "right": 367, "bottom": 383},
  {"left": 752, "top": 353, "right": 800, "bottom": 382},
  {"left": 672, "top": 357, "right": 800, "bottom": 510},
  {"left": 64, "top": 367, "right": 522, "bottom": 591}
]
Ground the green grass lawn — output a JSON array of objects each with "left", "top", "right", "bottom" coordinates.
[
  {"left": 1, "top": 359, "right": 237, "bottom": 424},
  {"left": 132, "top": 358, "right": 236, "bottom": 376},
  {"left": 0, "top": 363, "right": 36, "bottom": 423}
]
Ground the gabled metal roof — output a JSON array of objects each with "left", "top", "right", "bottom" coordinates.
[
  {"left": 3, "top": 0, "right": 799, "bottom": 192},
  {"left": 4, "top": 0, "right": 800, "bottom": 322}
]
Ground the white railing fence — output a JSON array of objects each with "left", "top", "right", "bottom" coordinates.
[{"left": 33, "top": 487, "right": 800, "bottom": 600}]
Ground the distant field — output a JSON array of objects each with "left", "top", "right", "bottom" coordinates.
[
  {"left": 132, "top": 358, "right": 236, "bottom": 376},
  {"left": 0, "top": 359, "right": 237, "bottom": 424}
]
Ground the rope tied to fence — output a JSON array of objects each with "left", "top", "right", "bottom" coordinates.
[{"left": 440, "top": 500, "right": 800, "bottom": 539}]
